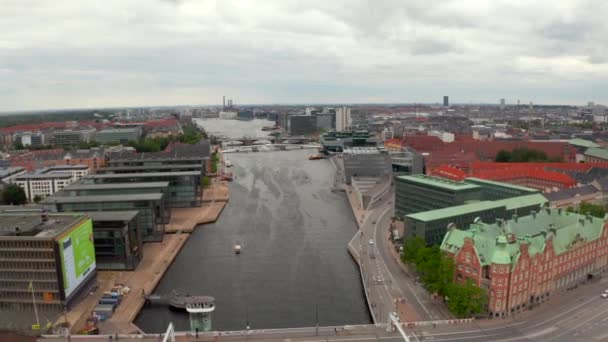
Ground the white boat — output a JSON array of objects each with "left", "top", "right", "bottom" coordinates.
[
  {"left": 234, "top": 244, "right": 241, "bottom": 254},
  {"left": 225, "top": 160, "right": 232, "bottom": 167}
]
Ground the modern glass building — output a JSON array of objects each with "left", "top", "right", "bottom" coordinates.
[
  {"left": 320, "top": 130, "right": 379, "bottom": 152},
  {"left": 84, "top": 211, "right": 142, "bottom": 271},
  {"left": 81, "top": 171, "right": 201, "bottom": 207},
  {"left": 60, "top": 182, "right": 170, "bottom": 209},
  {"left": 42, "top": 193, "right": 167, "bottom": 242}
]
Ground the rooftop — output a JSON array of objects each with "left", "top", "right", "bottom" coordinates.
[
  {"left": 0, "top": 167, "right": 25, "bottom": 178},
  {"left": 585, "top": 147, "right": 608, "bottom": 161},
  {"left": 42, "top": 193, "right": 163, "bottom": 204},
  {"left": 441, "top": 208, "right": 605, "bottom": 266},
  {"left": 46, "top": 164, "right": 89, "bottom": 170},
  {"left": 343, "top": 147, "right": 383, "bottom": 155},
  {"left": 64, "top": 181, "right": 170, "bottom": 190},
  {"left": 97, "top": 128, "right": 140, "bottom": 133},
  {"left": 0, "top": 213, "right": 86, "bottom": 238},
  {"left": 464, "top": 177, "right": 539, "bottom": 193},
  {"left": 406, "top": 201, "right": 504, "bottom": 222},
  {"left": 396, "top": 174, "right": 480, "bottom": 192},
  {"left": 569, "top": 138, "right": 600, "bottom": 148},
  {"left": 86, "top": 171, "right": 200, "bottom": 179},
  {"left": 83, "top": 211, "right": 139, "bottom": 222},
  {"left": 100, "top": 164, "right": 201, "bottom": 171},
  {"left": 16, "top": 172, "right": 72, "bottom": 180},
  {"left": 490, "top": 193, "right": 548, "bottom": 211}
]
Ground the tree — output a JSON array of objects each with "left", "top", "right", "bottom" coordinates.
[
  {"left": 402, "top": 236, "right": 425, "bottom": 263},
  {"left": 495, "top": 150, "right": 511, "bottom": 162},
  {"left": 33, "top": 195, "right": 43, "bottom": 203},
  {"left": 202, "top": 176, "right": 211, "bottom": 187},
  {"left": 3, "top": 184, "right": 27, "bottom": 205},
  {"left": 446, "top": 279, "right": 487, "bottom": 318},
  {"left": 568, "top": 201, "right": 606, "bottom": 218}
]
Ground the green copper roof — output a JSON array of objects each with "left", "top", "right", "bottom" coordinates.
[
  {"left": 492, "top": 193, "right": 548, "bottom": 211},
  {"left": 569, "top": 138, "right": 600, "bottom": 148},
  {"left": 585, "top": 147, "right": 608, "bottom": 160},
  {"left": 441, "top": 208, "right": 605, "bottom": 267},
  {"left": 396, "top": 174, "right": 480, "bottom": 192},
  {"left": 406, "top": 201, "right": 503, "bottom": 222},
  {"left": 464, "top": 177, "right": 539, "bottom": 193}
]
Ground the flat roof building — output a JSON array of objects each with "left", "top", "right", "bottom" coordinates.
[
  {"left": 85, "top": 211, "right": 142, "bottom": 271},
  {"left": 395, "top": 175, "right": 481, "bottom": 217},
  {"left": 95, "top": 127, "right": 142, "bottom": 144},
  {"left": 42, "top": 193, "right": 167, "bottom": 242},
  {"left": 15, "top": 172, "right": 74, "bottom": 202},
  {"left": 342, "top": 147, "right": 392, "bottom": 184},
  {"left": 320, "top": 131, "right": 379, "bottom": 152},
  {"left": 0, "top": 167, "right": 26, "bottom": 184},
  {"left": 81, "top": 171, "right": 201, "bottom": 207},
  {"left": 464, "top": 177, "right": 539, "bottom": 200},
  {"left": 0, "top": 213, "right": 96, "bottom": 312}
]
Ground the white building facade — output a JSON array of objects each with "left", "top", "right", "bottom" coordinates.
[
  {"left": 15, "top": 173, "right": 74, "bottom": 202},
  {"left": 336, "top": 107, "right": 352, "bottom": 131}
]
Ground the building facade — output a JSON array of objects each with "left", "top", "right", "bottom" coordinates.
[
  {"left": 335, "top": 106, "right": 352, "bottom": 131},
  {"left": 85, "top": 211, "right": 142, "bottom": 271},
  {"left": 441, "top": 208, "right": 608, "bottom": 318},
  {"left": 342, "top": 147, "right": 392, "bottom": 184},
  {"left": 0, "top": 213, "right": 96, "bottom": 311},
  {"left": 15, "top": 173, "right": 74, "bottom": 202},
  {"left": 95, "top": 128, "right": 142, "bottom": 144},
  {"left": 395, "top": 175, "right": 482, "bottom": 217},
  {"left": 43, "top": 193, "right": 167, "bottom": 242},
  {"left": 289, "top": 115, "right": 317, "bottom": 136}
]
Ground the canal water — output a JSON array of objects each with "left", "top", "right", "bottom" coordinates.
[{"left": 135, "top": 120, "right": 370, "bottom": 332}]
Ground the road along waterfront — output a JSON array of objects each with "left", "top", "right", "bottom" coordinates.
[{"left": 136, "top": 148, "right": 370, "bottom": 332}]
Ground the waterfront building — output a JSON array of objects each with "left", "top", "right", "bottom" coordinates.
[
  {"left": 61, "top": 181, "right": 170, "bottom": 198},
  {"left": 395, "top": 175, "right": 481, "bottom": 217},
  {"left": 81, "top": 171, "right": 201, "bottom": 208},
  {"left": 441, "top": 208, "right": 608, "bottom": 318},
  {"left": 95, "top": 127, "right": 142, "bottom": 144},
  {"left": 42, "top": 193, "right": 167, "bottom": 242},
  {"left": 289, "top": 115, "right": 317, "bottom": 136},
  {"left": 315, "top": 113, "right": 334, "bottom": 131},
  {"left": 336, "top": 107, "right": 352, "bottom": 131},
  {"left": 0, "top": 213, "right": 96, "bottom": 310},
  {"left": 320, "top": 131, "right": 378, "bottom": 152},
  {"left": 405, "top": 193, "right": 548, "bottom": 245},
  {"left": 84, "top": 211, "right": 142, "bottom": 271},
  {"left": 15, "top": 172, "right": 74, "bottom": 202},
  {"left": 342, "top": 147, "right": 392, "bottom": 185}
]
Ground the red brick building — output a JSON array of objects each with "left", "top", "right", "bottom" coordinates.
[
  {"left": 442, "top": 208, "right": 608, "bottom": 317},
  {"left": 8, "top": 148, "right": 106, "bottom": 171}
]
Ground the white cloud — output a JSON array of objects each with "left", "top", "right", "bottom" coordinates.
[{"left": 0, "top": 0, "right": 607, "bottom": 111}]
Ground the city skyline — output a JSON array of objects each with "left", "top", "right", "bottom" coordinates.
[{"left": 2, "top": 0, "right": 608, "bottom": 111}]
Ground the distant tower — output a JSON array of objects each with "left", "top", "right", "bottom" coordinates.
[
  {"left": 223, "top": 96, "right": 226, "bottom": 110},
  {"left": 443, "top": 96, "right": 449, "bottom": 107},
  {"left": 336, "top": 106, "right": 352, "bottom": 131},
  {"left": 500, "top": 98, "right": 506, "bottom": 110}
]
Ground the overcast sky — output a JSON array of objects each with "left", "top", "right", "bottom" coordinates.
[{"left": 1, "top": 0, "right": 607, "bottom": 111}]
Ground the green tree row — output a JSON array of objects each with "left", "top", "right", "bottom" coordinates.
[
  {"left": 495, "top": 147, "right": 563, "bottom": 162},
  {"left": 402, "top": 237, "right": 487, "bottom": 318}
]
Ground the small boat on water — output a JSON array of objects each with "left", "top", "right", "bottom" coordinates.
[
  {"left": 234, "top": 244, "right": 241, "bottom": 254},
  {"left": 225, "top": 160, "right": 232, "bottom": 167}
]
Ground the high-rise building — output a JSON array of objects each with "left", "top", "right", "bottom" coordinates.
[
  {"left": 500, "top": 98, "right": 506, "bottom": 110},
  {"left": 335, "top": 106, "right": 352, "bottom": 131},
  {"left": 443, "top": 96, "right": 449, "bottom": 107}
]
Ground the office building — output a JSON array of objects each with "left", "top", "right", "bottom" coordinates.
[
  {"left": 85, "top": 211, "right": 142, "bottom": 271},
  {"left": 14, "top": 132, "right": 44, "bottom": 147},
  {"left": 81, "top": 171, "right": 201, "bottom": 207},
  {"left": 49, "top": 130, "right": 94, "bottom": 146},
  {"left": 405, "top": 193, "right": 547, "bottom": 245},
  {"left": 95, "top": 128, "right": 142, "bottom": 144},
  {"left": 382, "top": 128, "right": 393, "bottom": 141},
  {"left": 315, "top": 113, "right": 334, "bottom": 131},
  {"left": 15, "top": 172, "right": 74, "bottom": 202},
  {"left": 43, "top": 193, "right": 167, "bottom": 242},
  {"left": 500, "top": 98, "right": 506, "bottom": 110},
  {"left": 342, "top": 147, "right": 392, "bottom": 184},
  {"left": 0, "top": 213, "right": 96, "bottom": 310},
  {"left": 464, "top": 177, "right": 539, "bottom": 200},
  {"left": 289, "top": 115, "right": 317, "bottom": 136},
  {"left": 395, "top": 175, "right": 481, "bottom": 217},
  {"left": 443, "top": 96, "right": 449, "bottom": 107},
  {"left": 44, "top": 165, "right": 89, "bottom": 181},
  {"left": 388, "top": 149, "right": 424, "bottom": 175},
  {"left": 320, "top": 131, "right": 379, "bottom": 152},
  {"left": 61, "top": 181, "right": 170, "bottom": 198},
  {"left": 441, "top": 208, "right": 608, "bottom": 317},
  {"left": 336, "top": 106, "right": 352, "bottom": 131}
]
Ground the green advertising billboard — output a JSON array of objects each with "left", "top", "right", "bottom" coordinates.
[{"left": 59, "top": 218, "right": 96, "bottom": 298}]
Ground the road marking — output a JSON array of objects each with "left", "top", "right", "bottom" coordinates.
[{"left": 551, "top": 305, "right": 608, "bottom": 340}]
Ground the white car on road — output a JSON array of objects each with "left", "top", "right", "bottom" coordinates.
[{"left": 369, "top": 239, "right": 374, "bottom": 245}]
